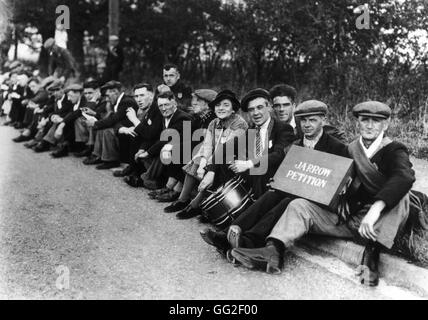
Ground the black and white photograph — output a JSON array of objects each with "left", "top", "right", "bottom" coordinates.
[{"left": 0, "top": 0, "right": 428, "bottom": 303}]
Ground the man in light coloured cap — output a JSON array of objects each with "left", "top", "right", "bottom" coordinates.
[
  {"left": 201, "top": 99, "right": 348, "bottom": 261},
  {"left": 230, "top": 100, "right": 415, "bottom": 287},
  {"left": 43, "top": 37, "right": 79, "bottom": 81},
  {"left": 102, "top": 35, "right": 123, "bottom": 82}
]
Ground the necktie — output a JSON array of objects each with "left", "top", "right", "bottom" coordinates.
[{"left": 255, "top": 126, "right": 262, "bottom": 157}]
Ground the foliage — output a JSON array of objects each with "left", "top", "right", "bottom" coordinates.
[{"left": 5, "top": 0, "right": 428, "bottom": 130}]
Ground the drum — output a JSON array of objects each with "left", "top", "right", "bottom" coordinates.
[{"left": 200, "top": 176, "right": 254, "bottom": 228}]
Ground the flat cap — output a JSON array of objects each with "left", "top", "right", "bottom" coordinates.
[
  {"left": 208, "top": 89, "right": 241, "bottom": 112},
  {"left": 240, "top": 88, "right": 271, "bottom": 112},
  {"left": 193, "top": 89, "right": 218, "bottom": 103},
  {"left": 101, "top": 80, "right": 122, "bottom": 91},
  {"left": 46, "top": 79, "right": 64, "bottom": 92},
  {"left": 64, "top": 83, "right": 84, "bottom": 92},
  {"left": 43, "top": 38, "right": 55, "bottom": 49},
  {"left": 352, "top": 101, "right": 391, "bottom": 119},
  {"left": 294, "top": 100, "right": 328, "bottom": 117},
  {"left": 84, "top": 79, "right": 100, "bottom": 89}
]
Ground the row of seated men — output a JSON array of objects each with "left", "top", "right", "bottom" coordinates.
[{"left": 1, "top": 63, "right": 418, "bottom": 287}]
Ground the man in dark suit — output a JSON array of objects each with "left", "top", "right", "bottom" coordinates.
[
  {"left": 12, "top": 77, "right": 49, "bottom": 142},
  {"left": 35, "top": 84, "right": 81, "bottom": 158},
  {"left": 134, "top": 91, "right": 193, "bottom": 195},
  {"left": 83, "top": 80, "right": 138, "bottom": 169},
  {"left": 102, "top": 35, "right": 124, "bottom": 82},
  {"left": 230, "top": 101, "right": 415, "bottom": 286},
  {"left": 47, "top": 83, "right": 91, "bottom": 158},
  {"left": 156, "top": 64, "right": 192, "bottom": 113},
  {"left": 73, "top": 80, "right": 109, "bottom": 157},
  {"left": 114, "top": 83, "right": 163, "bottom": 180},
  {"left": 33, "top": 80, "right": 73, "bottom": 152},
  {"left": 201, "top": 100, "right": 348, "bottom": 260}
]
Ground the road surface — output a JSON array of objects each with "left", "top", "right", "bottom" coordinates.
[{"left": 0, "top": 125, "right": 424, "bottom": 299}]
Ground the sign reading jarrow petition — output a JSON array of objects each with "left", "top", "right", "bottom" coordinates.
[{"left": 271, "top": 145, "right": 354, "bottom": 210}]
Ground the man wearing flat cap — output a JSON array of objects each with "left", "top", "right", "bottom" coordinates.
[
  {"left": 23, "top": 80, "right": 68, "bottom": 150},
  {"left": 161, "top": 89, "right": 218, "bottom": 208},
  {"left": 269, "top": 83, "right": 345, "bottom": 142},
  {"left": 83, "top": 80, "right": 138, "bottom": 170},
  {"left": 36, "top": 83, "right": 86, "bottom": 158},
  {"left": 201, "top": 99, "right": 348, "bottom": 261},
  {"left": 12, "top": 77, "right": 49, "bottom": 143},
  {"left": 33, "top": 80, "right": 75, "bottom": 153},
  {"left": 49, "top": 83, "right": 97, "bottom": 158},
  {"left": 229, "top": 101, "right": 415, "bottom": 286}
]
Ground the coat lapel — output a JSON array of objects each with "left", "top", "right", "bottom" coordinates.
[{"left": 314, "top": 131, "right": 329, "bottom": 151}]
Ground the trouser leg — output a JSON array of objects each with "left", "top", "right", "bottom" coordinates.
[
  {"left": 74, "top": 117, "right": 89, "bottom": 143},
  {"left": 347, "top": 196, "right": 410, "bottom": 249},
  {"left": 100, "top": 128, "right": 120, "bottom": 162},
  {"left": 43, "top": 123, "right": 59, "bottom": 145},
  {"left": 87, "top": 127, "right": 96, "bottom": 146},
  {"left": 243, "top": 196, "right": 294, "bottom": 248},
  {"left": 268, "top": 198, "right": 353, "bottom": 248},
  {"left": 232, "top": 190, "right": 285, "bottom": 231},
  {"left": 92, "top": 129, "right": 104, "bottom": 158},
  {"left": 178, "top": 174, "right": 198, "bottom": 202},
  {"left": 23, "top": 108, "right": 34, "bottom": 127}
]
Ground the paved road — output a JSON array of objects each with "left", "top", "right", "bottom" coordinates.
[{"left": 0, "top": 125, "right": 422, "bottom": 300}]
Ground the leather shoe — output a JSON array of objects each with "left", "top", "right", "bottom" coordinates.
[
  {"left": 164, "top": 199, "right": 190, "bottom": 213},
  {"left": 96, "top": 161, "right": 120, "bottom": 170},
  {"left": 33, "top": 141, "right": 51, "bottom": 153},
  {"left": 356, "top": 242, "right": 380, "bottom": 286},
  {"left": 14, "top": 122, "right": 24, "bottom": 129},
  {"left": 157, "top": 190, "right": 180, "bottom": 203},
  {"left": 200, "top": 228, "right": 230, "bottom": 253},
  {"left": 51, "top": 146, "right": 69, "bottom": 158},
  {"left": 198, "top": 214, "right": 210, "bottom": 223},
  {"left": 83, "top": 155, "right": 102, "bottom": 165},
  {"left": 149, "top": 187, "right": 170, "bottom": 199},
  {"left": 13, "top": 135, "right": 31, "bottom": 143},
  {"left": 230, "top": 244, "right": 283, "bottom": 274},
  {"left": 74, "top": 147, "right": 92, "bottom": 158},
  {"left": 176, "top": 206, "right": 202, "bottom": 220},
  {"left": 141, "top": 179, "right": 162, "bottom": 190},
  {"left": 24, "top": 139, "right": 39, "bottom": 149},
  {"left": 124, "top": 175, "right": 144, "bottom": 188},
  {"left": 113, "top": 165, "right": 133, "bottom": 177}
]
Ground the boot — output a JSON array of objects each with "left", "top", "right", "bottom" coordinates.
[
  {"left": 230, "top": 240, "right": 283, "bottom": 274},
  {"left": 356, "top": 242, "right": 380, "bottom": 286}
]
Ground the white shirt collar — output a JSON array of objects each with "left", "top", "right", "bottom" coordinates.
[
  {"left": 359, "top": 131, "right": 385, "bottom": 159},
  {"left": 289, "top": 116, "right": 296, "bottom": 129},
  {"left": 73, "top": 97, "right": 81, "bottom": 111},
  {"left": 57, "top": 95, "right": 65, "bottom": 109},
  {"left": 164, "top": 109, "right": 177, "bottom": 128},
  {"left": 303, "top": 129, "right": 323, "bottom": 149},
  {"left": 114, "top": 92, "right": 125, "bottom": 113}
]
